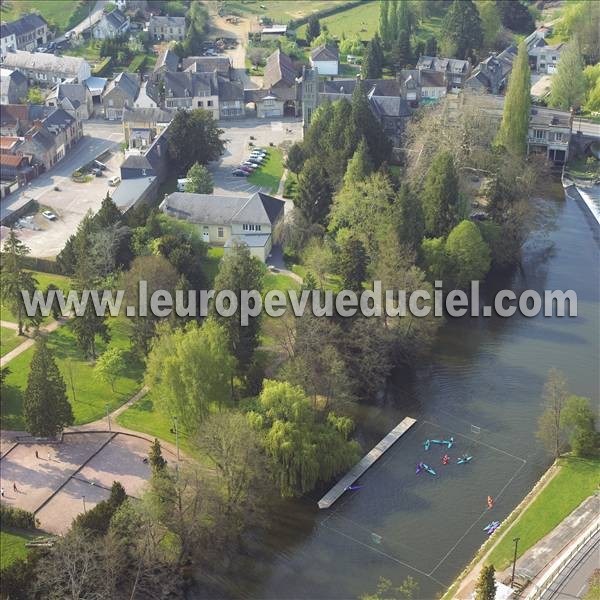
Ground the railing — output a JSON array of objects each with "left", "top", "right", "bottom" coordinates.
[{"left": 523, "top": 516, "right": 600, "bottom": 600}]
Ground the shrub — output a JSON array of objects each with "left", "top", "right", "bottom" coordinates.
[
  {"left": 0, "top": 505, "right": 38, "bottom": 530},
  {"left": 92, "top": 56, "right": 112, "bottom": 76},
  {"left": 128, "top": 54, "right": 146, "bottom": 72}
]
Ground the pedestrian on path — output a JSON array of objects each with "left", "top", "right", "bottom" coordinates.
[
  {"left": 1, "top": 487, "right": 4, "bottom": 497},
  {"left": 47, "top": 452, "right": 51, "bottom": 461},
  {"left": 13, "top": 483, "right": 17, "bottom": 493},
  {"left": 35, "top": 450, "right": 39, "bottom": 459}
]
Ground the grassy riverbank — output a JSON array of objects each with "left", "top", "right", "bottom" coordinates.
[{"left": 486, "top": 455, "right": 599, "bottom": 570}]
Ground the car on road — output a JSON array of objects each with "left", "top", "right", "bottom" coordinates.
[
  {"left": 232, "top": 169, "right": 249, "bottom": 177},
  {"left": 41, "top": 210, "right": 57, "bottom": 221},
  {"left": 239, "top": 165, "right": 255, "bottom": 173},
  {"left": 247, "top": 157, "right": 265, "bottom": 165},
  {"left": 250, "top": 151, "right": 267, "bottom": 159},
  {"left": 91, "top": 167, "right": 103, "bottom": 176},
  {"left": 241, "top": 162, "right": 258, "bottom": 169},
  {"left": 108, "top": 176, "right": 120, "bottom": 186}
]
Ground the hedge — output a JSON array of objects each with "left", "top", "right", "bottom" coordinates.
[
  {"left": 288, "top": 0, "right": 368, "bottom": 29},
  {"left": 128, "top": 54, "right": 146, "bottom": 72},
  {"left": 0, "top": 505, "right": 38, "bottom": 530},
  {"left": 92, "top": 56, "right": 112, "bottom": 76}
]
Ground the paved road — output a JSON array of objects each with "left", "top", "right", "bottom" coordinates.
[
  {"left": 572, "top": 119, "right": 600, "bottom": 139},
  {"left": 55, "top": 0, "right": 108, "bottom": 42},
  {"left": 541, "top": 530, "right": 600, "bottom": 600}
]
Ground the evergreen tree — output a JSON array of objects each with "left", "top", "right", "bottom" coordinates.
[
  {"left": 395, "top": 184, "right": 424, "bottom": 249},
  {"left": 389, "top": 0, "right": 399, "bottom": 44},
  {"left": 445, "top": 220, "right": 491, "bottom": 288},
  {"left": 475, "top": 565, "right": 496, "bottom": 600},
  {"left": 421, "top": 151, "right": 460, "bottom": 237},
  {"left": 549, "top": 42, "right": 586, "bottom": 111},
  {"left": 337, "top": 236, "right": 368, "bottom": 293},
  {"left": 211, "top": 244, "right": 265, "bottom": 373},
  {"left": 24, "top": 337, "right": 74, "bottom": 437},
  {"left": 296, "top": 158, "right": 334, "bottom": 225},
  {"left": 93, "top": 194, "right": 122, "bottom": 228},
  {"left": 362, "top": 39, "right": 382, "bottom": 78},
  {"left": 478, "top": 0, "right": 502, "bottom": 50},
  {"left": 0, "top": 230, "right": 39, "bottom": 335},
  {"left": 394, "top": 29, "right": 413, "bottom": 69},
  {"left": 149, "top": 438, "right": 167, "bottom": 471},
  {"left": 344, "top": 138, "right": 373, "bottom": 186},
  {"left": 397, "top": 0, "right": 413, "bottom": 36},
  {"left": 425, "top": 36, "right": 438, "bottom": 56},
  {"left": 372, "top": 32, "right": 384, "bottom": 72},
  {"left": 496, "top": 41, "right": 530, "bottom": 156},
  {"left": 441, "top": 0, "right": 483, "bottom": 59},
  {"left": 184, "top": 162, "right": 214, "bottom": 194},
  {"left": 286, "top": 142, "right": 305, "bottom": 174},
  {"left": 496, "top": 0, "right": 535, "bottom": 34},
  {"left": 379, "top": 0, "right": 390, "bottom": 47},
  {"left": 306, "top": 15, "right": 321, "bottom": 44}
]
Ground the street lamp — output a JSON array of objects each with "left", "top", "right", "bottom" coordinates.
[
  {"left": 105, "top": 403, "right": 111, "bottom": 432},
  {"left": 82, "top": 495, "right": 87, "bottom": 513},
  {"left": 510, "top": 537, "right": 520, "bottom": 587}
]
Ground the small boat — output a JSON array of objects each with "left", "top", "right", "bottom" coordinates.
[
  {"left": 483, "top": 521, "right": 500, "bottom": 532},
  {"left": 424, "top": 439, "right": 431, "bottom": 450},
  {"left": 446, "top": 436, "right": 455, "bottom": 449},
  {"left": 422, "top": 463, "right": 436, "bottom": 476},
  {"left": 429, "top": 439, "right": 444, "bottom": 445},
  {"left": 457, "top": 456, "right": 473, "bottom": 464},
  {"left": 487, "top": 522, "right": 501, "bottom": 535}
]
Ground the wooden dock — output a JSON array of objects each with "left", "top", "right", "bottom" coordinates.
[{"left": 317, "top": 417, "right": 417, "bottom": 509}]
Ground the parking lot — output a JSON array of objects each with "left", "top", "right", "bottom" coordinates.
[{"left": 212, "top": 118, "right": 303, "bottom": 195}]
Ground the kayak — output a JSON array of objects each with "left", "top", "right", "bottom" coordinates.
[
  {"left": 424, "top": 439, "right": 431, "bottom": 450},
  {"left": 487, "top": 523, "right": 501, "bottom": 535},
  {"left": 422, "top": 463, "right": 436, "bottom": 476},
  {"left": 483, "top": 521, "right": 500, "bottom": 531},
  {"left": 457, "top": 456, "right": 473, "bottom": 464},
  {"left": 447, "top": 436, "right": 454, "bottom": 449}
]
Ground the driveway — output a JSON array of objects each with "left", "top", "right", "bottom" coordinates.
[
  {"left": 0, "top": 120, "right": 124, "bottom": 257},
  {"left": 211, "top": 118, "right": 303, "bottom": 196}
]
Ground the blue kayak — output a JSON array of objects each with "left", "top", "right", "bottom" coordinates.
[
  {"left": 422, "top": 463, "right": 436, "bottom": 476},
  {"left": 457, "top": 456, "right": 473, "bottom": 464},
  {"left": 424, "top": 439, "right": 431, "bottom": 450},
  {"left": 484, "top": 521, "right": 500, "bottom": 531}
]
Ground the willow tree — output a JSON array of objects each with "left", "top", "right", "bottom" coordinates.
[
  {"left": 496, "top": 41, "right": 531, "bottom": 157},
  {"left": 549, "top": 42, "right": 586, "bottom": 111}
]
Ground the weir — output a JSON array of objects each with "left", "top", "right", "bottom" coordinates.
[{"left": 317, "top": 417, "right": 417, "bottom": 509}]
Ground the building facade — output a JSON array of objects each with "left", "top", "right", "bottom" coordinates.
[
  {"left": 0, "top": 14, "right": 49, "bottom": 54},
  {"left": 1, "top": 51, "right": 91, "bottom": 85},
  {"left": 149, "top": 15, "right": 186, "bottom": 41}
]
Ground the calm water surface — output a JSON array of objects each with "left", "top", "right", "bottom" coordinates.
[{"left": 220, "top": 190, "right": 599, "bottom": 600}]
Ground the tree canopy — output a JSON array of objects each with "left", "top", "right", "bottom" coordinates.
[{"left": 441, "top": 0, "right": 483, "bottom": 59}]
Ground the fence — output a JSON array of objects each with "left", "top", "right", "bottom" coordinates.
[{"left": 524, "top": 515, "right": 600, "bottom": 600}]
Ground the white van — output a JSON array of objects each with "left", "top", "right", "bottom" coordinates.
[{"left": 108, "top": 176, "right": 120, "bottom": 186}]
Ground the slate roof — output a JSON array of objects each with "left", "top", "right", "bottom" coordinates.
[
  {"left": 263, "top": 49, "right": 297, "bottom": 89},
  {"left": 311, "top": 45, "right": 339, "bottom": 62},
  {"left": 161, "top": 191, "right": 284, "bottom": 227},
  {"left": 321, "top": 78, "right": 402, "bottom": 97},
  {"left": 163, "top": 70, "right": 218, "bottom": 97},
  {"left": 122, "top": 106, "right": 174, "bottom": 123},
  {"left": 0, "top": 104, "right": 52, "bottom": 132},
  {"left": 416, "top": 56, "right": 470, "bottom": 74},
  {"left": 149, "top": 15, "right": 185, "bottom": 28},
  {"left": 1, "top": 51, "right": 88, "bottom": 77},
  {"left": 48, "top": 82, "right": 88, "bottom": 108},
  {"left": 154, "top": 47, "right": 179, "bottom": 72},
  {"left": 111, "top": 176, "right": 156, "bottom": 210},
  {"left": 419, "top": 70, "right": 446, "bottom": 88},
  {"left": 182, "top": 56, "right": 231, "bottom": 75},
  {"left": 1, "top": 14, "right": 47, "bottom": 39},
  {"left": 218, "top": 77, "right": 244, "bottom": 101},
  {"left": 104, "top": 8, "right": 128, "bottom": 30},
  {"left": 121, "top": 154, "right": 153, "bottom": 170},
  {"left": 41, "top": 107, "right": 75, "bottom": 133},
  {"left": 104, "top": 72, "right": 140, "bottom": 100},
  {"left": 0, "top": 68, "right": 27, "bottom": 101}
]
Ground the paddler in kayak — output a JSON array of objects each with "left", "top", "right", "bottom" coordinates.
[
  {"left": 442, "top": 453, "right": 449, "bottom": 465},
  {"left": 487, "top": 495, "right": 494, "bottom": 509}
]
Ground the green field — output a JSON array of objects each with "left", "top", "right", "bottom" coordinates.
[
  {"left": 0, "top": 327, "right": 22, "bottom": 357},
  {"left": 0, "top": 0, "right": 89, "bottom": 33},
  {"left": 1, "top": 319, "right": 144, "bottom": 431},
  {"left": 486, "top": 456, "right": 600, "bottom": 570},
  {"left": 0, "top": 528, "right": 35, "bottom": 569},
  {"left": 205, "top": 246, "right": 224, "bottom": 285},
  {"left": 248, "top": 148, "right": 284, "bottom": 194},
  {"left": 263, "top": 272, "right": 300, "bottom": 293},
  {"left": 221, "top": 0, "right": 350, "bottom": 23}
]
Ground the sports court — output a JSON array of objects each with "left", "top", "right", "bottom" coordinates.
[
  {"left": 0, "top": 431, "right": 164, "bottom": 534},
  {"left": 319, "top": 419, "right": 526, "bottom": 588}
]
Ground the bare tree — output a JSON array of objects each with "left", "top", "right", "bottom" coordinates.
[{"left": 537, "top": 368, "right": 569, "bottom": 458}]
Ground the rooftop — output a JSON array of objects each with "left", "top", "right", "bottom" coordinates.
[
  {"left": 1, "top": 13, "right": 47, "bottom": 39},
  {"left": 311, "top": 45, "right": 339, "bottom": 62},
  {"left": 1, "top": 51, "right": 89, "bottom": 77}
]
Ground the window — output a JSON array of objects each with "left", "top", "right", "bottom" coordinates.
[
  {"left": 533, "top": 129, "right": 545, "bottom": 140},
  {"left": 218, "top": 227, "right": 224, "bottom": 238},
  {"left": 198, "top": 100, "right": 203, "bottom": 107},
  {"left": 207, "top": 100, "right": 213, "bottom": 107}
]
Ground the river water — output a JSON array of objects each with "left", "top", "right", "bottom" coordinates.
[{"left": 219, "top": 188, "right": 599, "bottom": 600}]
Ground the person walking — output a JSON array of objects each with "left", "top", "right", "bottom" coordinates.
[
  {"left": 13, "top": 483, "right": 17, "bottom": 493},
  {"left": 35, "top": 450, "right": 39, "bottom": 459},
  {"left": 1, "top": 487, "right": 4, "bottom": 498}
]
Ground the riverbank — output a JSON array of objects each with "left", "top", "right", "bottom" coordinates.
[{"left": 447, "top": 455, "right": 600, "bottom": 599}]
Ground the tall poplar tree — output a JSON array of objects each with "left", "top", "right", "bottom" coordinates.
[
  {"left": 475, "top": 565, "right": 497, "bottom": 600},
  {"left": 441, "top": 0, "right": 483, "bottom": 59},
  {"left": 549, "top": 42, "right": 586, "bottom": 111},
  {"left": 24, "top": 337, "right": 74, "bottom": 437},
  {"left": 379, "top": 0, "right": 390, "bottom": 47},
  {"left": 496, "top": 41, "right": 530, "bottom": 156},
  {"left": 389, "top": 0, "right": 399, "bottom": 44}
]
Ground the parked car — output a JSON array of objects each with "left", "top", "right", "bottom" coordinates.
[
  {"left": 42, "top": 210, "right": 57, "bottom": 221},
  {"left": 232, "top": 169, "right": 249, "bottom": 177},
  {"left": 108, "top": 175, "right": 120, "bottom": 186},
  {"left": 247, "top": 157, "right": 264, "bottom": 165},
  {"left": 91, "top": 167, "right": 102, "bottom": 176},
  {"left": 242, "top": 162, "right": 258, "bottom": 169},
  {"left": 250, "top": 151, "right": 266, "bottom": 158},
  {"left": 239, "top": 165, "right": 255, "bottom": 173},
  {"left": 94, "top": 160, "right": 107, "bottom": 170}
]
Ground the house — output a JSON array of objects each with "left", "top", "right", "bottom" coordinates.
[
  {"left": 217, "top": 77, "right": 244, "bottom": 119},
  {"left": 0, "top": 68, "right": 28, "bottom": 104},
  {"left": 528, "top": 43, "right": 565, "bottom": 75},
  {"left": 160, "top": 70, "right": 220, "bottom": 119},
  {"left": 18, "top": 107, "right": 83, "bottom": 171},
  {"left": 247, "top": 49, "right": 299, "bottom": 118},
  {"left": 465, "top": 46, "right": 517, "bottom": 95},
  {"left": 122, "top": 106, "right": 173, "bottom": 146},
  {"left": 400, "top": 69, "right": 446, "bottom": 106},
  {"left": 314, "top": 77, "right": 411, "bottom": 147},
  {"left": 416, "top": 56, "right": 472, "bottom": 92},
  {"left": 120, "top": 154, "right": 154, "bottom": 179},
  {"left": 152, "top": 47, "right": 179, "bottom": 81},
  {"left": 0, "top": 14, "right": 49, "bottom": 54},
  {"left": 149, "top": 15, "right": 186, "bottom": 41},
  {"left": 261, "top": 24, "right": 287, "bottom": 38},
  {"left": 102, "top": 72, "right": 140, "bottom": 120},
  {"left": 160, "top": 191, "right": 285, "bottom": 261},
  {"left": 181, "top": 56, "right": 232, "bottom": 77},
  {"left": 0, "top": 152, "right": 34, "bottom": 182},
  {"left": 310, "top": 45, "right": 339, "bottom": 76},
  {"left": 92, "top": 8, "right": 130, "bottom": 39},
  {"left": 0, "top": 104, "right": 52, "bottom": 136},
  {"left": 1, "top": 50, "right": 91, "bottom": 85},
  {"left": 114, "top": 0, "right": 148, "bottom": 12},
  {"left": 110, "top": 176, "right": 158, "bottom": 212},
  {"left": 45, "top": 82, "right": 93, "bottom": 120}
]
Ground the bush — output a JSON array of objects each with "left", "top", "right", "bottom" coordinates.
[
  {"left": 0, "top": 505, "right": 38, "bottom": 530},
  {"left": 128, "top": 54, "right": 146, "bottom": 72},
  {"left": 92, "top": 56, "right": 112, "bottom": 76}
]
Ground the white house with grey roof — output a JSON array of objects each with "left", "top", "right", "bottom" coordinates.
[
  {"left": 1, "top": 14, "right": 48, "bottom": 55},
  {"left": 310, "top": 45, "right": 339, "bottom": 76},
  {"left": 160, "top": 191, "right": 285, "bottom": 261},
  {"left": 46, "top": 82, "right": 93, "bottom": 120},
  {"left": 149, "top": 15, "right": 186, "bottom": 41},
  {"left": 93, "top": 8, "right": 130, "bottom": 39},
  {"left": 1, "top": 50, "right": 91, "bottom": 85}
]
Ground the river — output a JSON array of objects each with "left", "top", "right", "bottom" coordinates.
[{"left": 216, "top": 187, "right": 599, "bottom": 600}]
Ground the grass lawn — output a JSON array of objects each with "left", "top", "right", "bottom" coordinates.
[
  {"left": 63, "top": 40, "right": 102, "bottom": 62},
  {"left": 222, "top": 0, "right": 349, "bottom": 23},
  {"left": 204, "top": 246, "right": 224, "bottom": 286},
  {"left": 248, "top": 148, "right": 284, "bottom": 194},
  {"left": 0, "top": 0, "right": 88, "bottom": 32},
  {"left": 0, "top": 528, "right": 35, "bottom": 569},
  {"left": 263, "top": 272, "right": 300, "bottom": 293},
  {"left": 567, "top": 156, "right": 600, "bottom": 180},
  {"left": 1, "top": 319, "right": 144, "bottom": 431},
  {"left": 486, "top": 456, "right": 600, "bottom": 570},
  {"left": 0, "top": 327, "right": 23, "bottom": 357}
]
